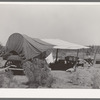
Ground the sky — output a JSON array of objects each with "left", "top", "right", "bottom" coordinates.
[{"left": 0, "top": 3, "right": 100, "bottom": 46}]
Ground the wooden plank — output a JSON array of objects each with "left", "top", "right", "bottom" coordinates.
[{"left": 9, "top": 68, "right": 24, "bottom": 71}]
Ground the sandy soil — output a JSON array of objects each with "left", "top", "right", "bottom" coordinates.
[
  {"left": 51, "top": 70, "right": 91, "bottom": 89},
  {"left": 12, "top": 75, "right": 29, "bottom": 88},
  {"left": 51, "top": 64, "right": 100, "bottom": 89},
  {"left": 5, "top": 62, "right": 99, "bottom": 88}
]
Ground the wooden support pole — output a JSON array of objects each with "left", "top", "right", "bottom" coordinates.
[
  {"left": 55, "top": 49, "right": 59, "bottom": 62},
  {"left": 77, "top": 49, "right": 79, "bottom": 57},
  {"left": 83, "top": 49, "right": 85, "bottom": 59},
  {"left": 93, "top": 47, "right": 99, "bottom": 66}
]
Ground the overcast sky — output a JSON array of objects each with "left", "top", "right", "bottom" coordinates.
[{"left": 0, "top": 3, "right": 100, "bottom": 46}]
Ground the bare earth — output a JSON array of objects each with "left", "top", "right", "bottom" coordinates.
[
  {"left": 51, "top": 70, "right": 91, "bottom": 89},
  {"left": 12, "top": 64, "right": 100, "bottom": 89}
]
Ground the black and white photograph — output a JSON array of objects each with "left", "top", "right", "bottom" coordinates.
[{"left": 0, "top": 2, "right": 100, "bottom": 90}]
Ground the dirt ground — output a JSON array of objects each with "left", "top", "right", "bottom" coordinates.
[
  {"left": 51, "top": 70, "right": 91, "bottom": 89},
  {"left": 12, "top": 64, "right": 100, "bottom": 89}
]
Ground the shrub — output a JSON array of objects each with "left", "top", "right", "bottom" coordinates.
[
  {"left": 69, "top": 68, "right": 93, "bottom": 87},
  {"left": 22, "top": 58, "right": 54, "bottom": 88},
  {"left": 0, "top": 73, "right": 5, "bottom": 87},
  {"left": 1, "top": 70, "right": 14, "bottom": 88},
  {"left": 91, "top": 72, "right": 100, "bottom": 89}
]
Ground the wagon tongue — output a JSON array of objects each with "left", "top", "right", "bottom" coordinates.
[{"left": 0, "top": 66, "right": 10, "bottom": 73}]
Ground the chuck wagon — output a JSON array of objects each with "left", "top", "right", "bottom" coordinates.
[
  {"left": 3, "top": 55, "right": 24, "bottom": 75},
  {"left": 2, "top": 33, "right": 53, "bottom": 75}
]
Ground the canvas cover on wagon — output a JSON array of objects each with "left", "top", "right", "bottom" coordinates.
[{"left": 5, "top": 33, "right": 54, "bottom": 60}]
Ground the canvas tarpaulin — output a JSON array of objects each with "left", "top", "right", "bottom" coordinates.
[
  {"left": 6, "top": 33, "right": 54, "bottom": 60},
  {"left": 41, "top": 39, "right": 89, "bottom": 61},
  {"left": 41, "top": 39, "right": 89, "bottom": 50}
]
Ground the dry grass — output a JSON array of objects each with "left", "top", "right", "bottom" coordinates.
[
  {"left": 68, "top": 66, "right": 100, "bottom": 88},
  {"left": 50, "top": 65, "right": 100, "bottom": 89},
  {"left": 0, "top": 70, "right": 16, "bottom": 88},
  {"left": 0, "top": 58, "right": 100, "bottom": 88},
  {"left": 91, "top": 68, "right": 100, "bottom": 89},
  {"left": 0, "top": 58, "right": 55, "bottom": 88},
  {"left": 70, "top": 68, "right": 92, "bottom": 87},
  {"left": 0, "top": 70, "right": 23, "bottom": 88},
  {"left": 22, "top": 59, "right": 54, "bottom": 88}
]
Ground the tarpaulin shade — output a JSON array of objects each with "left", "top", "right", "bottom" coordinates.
[
  {"left": 53, "top": 45, "right": 89, "bottom": 49},
  {"left": 42, "top": 39, "right": 89, "bottom": 50},
  {"left": 6, "top": 33, "right": 54, "bottom": 60},
  {"left": 42, "top": 39, "right": 89, "bottom": 61}
]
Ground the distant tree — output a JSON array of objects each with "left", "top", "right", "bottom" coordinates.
[
  {"left": 0, "top": 42, "right": 3, "bottom": 49},
  {"left": 0, "top": 42, "right": 6, "bottom": 57}
]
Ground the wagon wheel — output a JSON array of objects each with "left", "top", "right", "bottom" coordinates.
[
  {"left": 0, "top": 60, "right": 13, "bottom": 73},
  {"left": 4, "top": 60, "right": 12, "bottom": 68}
]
